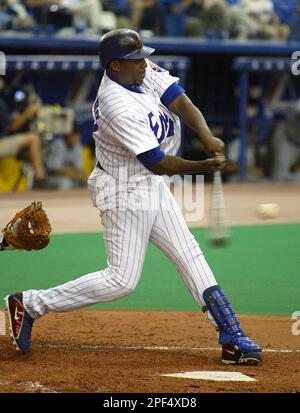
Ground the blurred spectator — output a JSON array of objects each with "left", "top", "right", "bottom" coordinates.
[
  {"left": 0, "top": 0, "right": 35, "bottom": 30},
  {"left": 103, "top": 0, "right": 131, "bottom": 28},
  {"left": 161, "top": 0, "right": 200, "bottom": 37},
  {"left": 0, "top": 96, "right": 55, "bottom": 189},
  {"left": 289, "top": 1, "right": 300, "bottom": 41},
  {"left": 9, "top": 85, "right": 42, "bottom": 133},
  {"left": 131, "top": 0, "right": 162, "bottom": 34},
  {"left": 198, "top": 0, "right": 230, "bottom": 38},
  {"left": 104, "top": 0, "right": 162, "bottom": 35},
  {"left": 161, "top": 0, "right": 230, "bottom": 38},
  {"left": 45, "top": 124, "right": 87, "bottom": 189},
  {"left": 225, "top": 136, "right": 261, "bottom": 181},
  {"left": 24, "top": 0, "right": 116, "bottom": 33},
  {"left": 271, "top": 102, "right": 300, "bottom": 181},
  {"left": 24, "top": 0, "right": 72, "bottom": 27},
  {"left": 272, "top": 0, "right": 299, "bottom": 25},
  {"left": 60, "top": 0, "right": 117, "bottom": 33},
  {"left": 24, "top": 0, "right": 82, "bottom": 31},
  {"left": 228, "top": 0, "right": 290, "bottom": 40}
]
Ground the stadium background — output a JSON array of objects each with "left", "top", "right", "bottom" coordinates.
[{"left": 0, "top": 0, "right": 300, "bottom": 393}]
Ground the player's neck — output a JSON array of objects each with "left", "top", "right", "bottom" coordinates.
[
  {"left": 106, "top": 71, "right": 127, "bottom": 85},
  {"left": 106, "top": 72, "right": 142, "bottom": 94}
]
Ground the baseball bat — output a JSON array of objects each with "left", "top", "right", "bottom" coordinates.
[{"left": 207, "top": 170, "right": 230, "bottom": 247}]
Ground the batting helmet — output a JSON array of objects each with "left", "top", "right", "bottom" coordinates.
[{"left": 98, "top": 29, "right": 155, "bottom": 69}]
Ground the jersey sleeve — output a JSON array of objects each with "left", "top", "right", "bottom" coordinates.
[
  {"left": 110, "top": 110, "right": 160, "bottom": 156},
  {"left": 137, "top": 146, "right": 165, "bottom": 169},
  {"left": 146, "top": 59, "right": 185, "bottom": 103}
]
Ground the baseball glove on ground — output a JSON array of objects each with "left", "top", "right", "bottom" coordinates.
[{"left": 2, "top": 201, "right": 51, "bottom": 250}]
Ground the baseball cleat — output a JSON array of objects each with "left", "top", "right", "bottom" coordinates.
[
  {"left": 219, "top": 331, "right": 262, "bottom": 365},
  {"left": 221, "top": 344, "right": 262, "bottom": 365},
  {"left": 4, "top": 293, "right": 34, "bottom": 354}
]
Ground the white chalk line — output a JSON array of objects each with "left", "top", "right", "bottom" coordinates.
[
  {"left": 0, "top": 380, "right": 58, "bottom": 393},
  {"left": 38, "top": 343, "right": 300, "bottom": 353}
]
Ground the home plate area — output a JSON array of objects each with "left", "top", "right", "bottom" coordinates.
[{"left": 162, "top": 371, "right": 256, "bottom": 382}]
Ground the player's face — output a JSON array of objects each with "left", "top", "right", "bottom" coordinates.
[{"left": 117, "top": 58, "right": 147, "bottom": 86}]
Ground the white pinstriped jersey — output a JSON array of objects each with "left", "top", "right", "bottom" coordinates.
[
  {"left": 92, "top": 59, "right": 182, "bottom": 182},
  {"left": 22, "top": 61, "right": 219, "bottom": 322}
]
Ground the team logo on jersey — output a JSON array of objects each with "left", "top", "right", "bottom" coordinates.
[
  {"left": 92, "top": 98, "right": 100, "bottom": 121},
  {"left": 148, "top": 111, "right": 174, "bottom": 143},
  {"left": 149, "top": 61, "right": 165, "bottom": 72},
  {"left": 92, "top": 97, "right": 100, "bottom": 132}
]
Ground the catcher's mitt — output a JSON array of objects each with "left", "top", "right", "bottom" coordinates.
[{"left": 2, "top": 201, "right": 51, "bottom": 250}]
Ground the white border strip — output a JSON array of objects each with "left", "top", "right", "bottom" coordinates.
[{"left": 38, "top": 343, "right": 300, "bottom": 353}]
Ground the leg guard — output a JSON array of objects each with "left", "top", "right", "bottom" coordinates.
[{"left": 203, "top": 285, "right": 261, "bottom": 353}]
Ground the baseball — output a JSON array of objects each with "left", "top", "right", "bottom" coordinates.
[{"left": 256, "top": 203, "right": 280, "bottom": 219}]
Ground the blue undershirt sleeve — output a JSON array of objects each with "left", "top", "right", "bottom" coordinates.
[
  {"left": 160, "top": 82, "right": 185, "bottom": 107},
  {"left": 137, "top": 146, "right": 165, "bottom": 170}
]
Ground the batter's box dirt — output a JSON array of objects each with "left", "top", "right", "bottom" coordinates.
[{"left": 0, "top": 311, "right": 299, "bottom": 393}]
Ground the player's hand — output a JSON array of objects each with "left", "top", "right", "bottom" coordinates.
[
  {"left": 203, "top": 153, "right": 226, "bottom": 173},
  {"left": 203, "top": 137, "right": 225, "bottom": 157}
]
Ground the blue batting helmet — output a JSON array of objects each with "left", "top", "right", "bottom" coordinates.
[{"left": 98, "top": 29, "right": 155, "bottom": 69}]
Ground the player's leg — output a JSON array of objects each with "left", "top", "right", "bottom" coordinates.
[
  {"left": 23, "top": 209, "right": 153, "bottom": 317},
  {"left": 0, "top": 132, "right": 55, "bottom": 189},
  {"left": 149, "top": 179, "right": 217, "bottom": 306},
  {"left": 20, "top": 132, "right": 45, "bottom": 181},
  {"left": 149, "top": 179, "right": 261, "bottom": 365},
  {"left": 5, "top": 177, "right": 157, "bottom": 353},
  {"left": 0, "top": 134, "right": 24, "bottom": 158},
  {"left": 202, "top": 285, "right": 261, "bottom": 365}
]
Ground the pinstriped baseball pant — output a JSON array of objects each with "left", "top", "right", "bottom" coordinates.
[{"left": 23, "top": 174, "right": 218, "bottom": 321}]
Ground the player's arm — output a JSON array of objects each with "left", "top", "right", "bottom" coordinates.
[
  {"left": 8, "top": 103, "right": 39, "bottom": 133},
  {"left": 169, "top": 93, "right": 224, "bottom": 157},
  {"left": 149, "top": 63, "right": 222, "bottom": 155},
  {"left": 150, "top": 154, "right": 226, "bottom": 176},
  {"left": 137, "top": 148, "right": 226, "bottom": 176}
]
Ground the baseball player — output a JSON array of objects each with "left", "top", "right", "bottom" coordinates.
[{"left": 4, "top": 29, "right": 262, "bottom": 365}]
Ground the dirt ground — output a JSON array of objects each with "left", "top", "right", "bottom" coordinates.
[
  {"left": 0, "top": 312, "right": 299, "bottom": 393},
  {"left": 0, "top": 183, "right": 299, "bottom": 393}
]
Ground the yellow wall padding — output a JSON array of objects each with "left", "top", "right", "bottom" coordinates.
[
  {"left": 82, "top": 145, "right": 95, "bottom": 175},
  {"left": 0, "top": 157, "right": 27, "bottom": 192}
]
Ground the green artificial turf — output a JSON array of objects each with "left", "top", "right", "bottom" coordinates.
[{"left": 0, "top": 223, "right": 299, "bottom": 316}]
